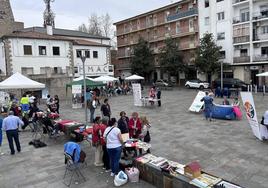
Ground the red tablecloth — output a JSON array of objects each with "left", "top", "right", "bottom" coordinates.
[{"left": 55, "top": 119, "right": 80, "bottom": 132}]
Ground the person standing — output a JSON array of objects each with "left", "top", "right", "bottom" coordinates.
[
  {"left": 88, "top": 96, "right": 97, "bottom": 123},
  {"left": 200, "top": 92, "right": 214, "bottom": 121},
  {"left": 0, "top": 115, "right": 3, "bottom": 155},
  {"left": 92, "top": 117, "right": 104, "bottom": 167},
  {"left": 139, "top": 116, "right": 151, "bottom": 153},
  {"left": 100, "top": 98, "right": 111, "bottom": 119},
  {"left": 156, "top": 88, "right": 161, "bottom": 107},
  {"left": 128, "top": 112, "right": 142, "bottom": 139},
  {"left": 54, "top": 95, "right": 60, "bottom": 114},
  {"left": 117, "top": 111, "right": 129, "bottom": 134},
  {"left": 2, "top": 111, "right": 24, "bottom": 155},
  {"left": 103, "top": 118, "right": 123, "bottom": 176},
  {"left": 101, "top": 117, "right": 110, "bottom": 171}
]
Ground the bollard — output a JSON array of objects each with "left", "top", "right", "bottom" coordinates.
[
  {"left": 263, "top": 85, "right": 266, "bottom": 96},
  {"left": 250, "top": 85, "right": 253, "bottom": 92},
  {"left": 255, "top": 85, "right": 257, "bottom": 94},
  {"left": 247, "top": 85, "right": 250, "bottom": 92}
]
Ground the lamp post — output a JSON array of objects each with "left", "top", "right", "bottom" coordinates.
[
  {"left": 220, "top": 61, "right": 223, "bottom": 90},
  {"left": 79, "top": 50, "right": 88, "bottom": 128}
]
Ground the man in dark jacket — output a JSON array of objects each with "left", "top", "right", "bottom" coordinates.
[{"left": 117, "top": 111, "right": 129, "bottom": 134}]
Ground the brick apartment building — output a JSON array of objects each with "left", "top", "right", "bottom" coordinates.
[{"left": 114, "top": 0, "right": 199, "bottom": 82}]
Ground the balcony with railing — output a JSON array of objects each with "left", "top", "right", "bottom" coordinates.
[
  {"left": 167, "top": 8, "right": 198, "bottom": 22},
  {"left": 175, "top": 26, "right": 198, "bottom": 37},
  {"left": 253, "top": 55, "right": 268, "bottom": 62},
  {"left": 233, "top": 0, "right": 249, "bottom": 4},
  {"left": 233, "top": 56, "right": 250, "bottom": 63},
  {"left": 233, "top": 15, "right": 250, "bottom": 24},
  {"left": 116, "top": 62, "right": 131, "bottom": 70},
  {"left": 233, "top": 35, "right": 250, "bottom": 44},
  {"left": 252, "top": 9, "right": 268, "bottom": 21},
  {"left": 253, "top": 33, "right": 268, "bottom": 41}
]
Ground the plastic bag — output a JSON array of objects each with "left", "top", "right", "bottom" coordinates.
[
  {"left": 114, "top": 171, "right": 128, "bottom": 186},
  {"left": 125, "top": 167, "right": 140, "bottom": 182}
]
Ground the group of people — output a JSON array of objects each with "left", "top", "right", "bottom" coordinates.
[
  {"left": 149, "top": 86, "right": 161, "bottom": 106},
  {"left": 91, "top": 111, "right": 151, "bottom": 177}
]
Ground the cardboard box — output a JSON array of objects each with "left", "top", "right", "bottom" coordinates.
[{"left": 184, "top": 161, "right": 201, "bottom": 179}]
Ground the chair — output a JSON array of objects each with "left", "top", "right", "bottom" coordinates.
[{"left": 63, "top": 152, "right": 86, "bottom": 187}]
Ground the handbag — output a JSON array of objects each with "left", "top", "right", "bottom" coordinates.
[{"left": 143, "top": 131, "right": 151, "bottom": 143}]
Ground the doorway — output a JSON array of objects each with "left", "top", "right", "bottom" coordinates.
[{"left": 251, "top": 70, "right": 259, "bottom": 86}]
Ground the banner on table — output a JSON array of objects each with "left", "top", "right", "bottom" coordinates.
[
  {"left": 189, "top": 91, "right": 206, "bottom": 112},
  {"left": 240, "top": 92, "right": 268, "bottom": 140},
  {"left": 72, "top": 85, "right": 82, "bottom": 108},
  {"left": 132, "top": 83, "right": 142, "bottom": 106}
]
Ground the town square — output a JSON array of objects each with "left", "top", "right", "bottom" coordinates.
[{"left": 1, "top": 0, "right": 268, "bottom": 188}]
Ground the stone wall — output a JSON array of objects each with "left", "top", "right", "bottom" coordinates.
[{"left": 0, "top": 0, "right": 24, "bottom": 38}]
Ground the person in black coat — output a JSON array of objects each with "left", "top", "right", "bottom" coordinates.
[
  {"left": 156, "top": 88, "right": 161, "bottom": 107},
  {"left": 117, "top": 111, "right": 129, "bottom": 134}
]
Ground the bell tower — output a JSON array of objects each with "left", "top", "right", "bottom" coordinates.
[{"left": 0, "top": 0, "right": 24, "bottom": 37}]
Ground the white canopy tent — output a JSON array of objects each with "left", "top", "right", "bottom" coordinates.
[
  {"left": 125, "top": 74, "right": 144, "bottom": 80},
  {"left": 256, "top": 72, "right": 268, "bottom": 77},
  {"left": 93, "top": 75, "right": 118, "bottom": 82},
  {"left": 0, "top": 72, "right": 45, "bottom": 89},
  {"left": 73, "top": 76, "right": 95, "bottom": 81}
]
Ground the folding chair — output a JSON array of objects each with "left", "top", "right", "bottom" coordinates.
[{"left": 63, "top": 152, "right": 86, "bottom": 187}]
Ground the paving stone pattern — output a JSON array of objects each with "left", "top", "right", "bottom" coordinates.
[{"left": 1, "top": 88, "right": 268, "bottom": 188}]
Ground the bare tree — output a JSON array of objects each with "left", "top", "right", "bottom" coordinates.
[
  {"left": 101, "top": 13, "right": 112, "bottom": 37},
  {"left": 78, "top": 12, "right": 114, "bottom": 38}
]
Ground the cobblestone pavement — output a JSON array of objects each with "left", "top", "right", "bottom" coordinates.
[{"left": 1, "top": 88, "right": 268, "bottom": 188}]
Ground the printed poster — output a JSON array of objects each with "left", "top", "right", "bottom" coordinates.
[
  {"left": 132, "top": 83, "right": 142, "bottom": 106},
  {"left": 72, "top": 85, "right": 82, "bottom": 108},
  {"left": 189, "top": 91, "right": 206, "bottom": 112},
  {"left": 240, "top": 92, "right": 268, "bottom": 140}
]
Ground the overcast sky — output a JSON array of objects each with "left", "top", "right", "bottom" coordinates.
[{"left": 10, "top": 0, "right": 175, "bottom": 30}]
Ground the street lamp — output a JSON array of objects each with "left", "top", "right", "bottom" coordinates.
[{"left": 79, "top": 49, "right": 88, "bottom": 128}]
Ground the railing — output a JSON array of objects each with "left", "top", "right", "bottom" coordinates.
[
  {"left": 233, "top": 35, "right": 250, "bottom": 43},
  {"left": 232, "top": 0, "right": 248, "bottom": 4},
  {"left": 175, "top": 26, "right": 198, "bottom": 35},
  {"left": 253, "top": 33, "right": 268, "bottom": 41},
  {"left": 115, "top": 62, "right": 131, "bottom": 69},
  {"left": 167, "top": 8, "right": 198, "bottom": 22},
  {"left": 253, "top": 55, "right": 268, "bottom": 62},
  {"left": 252, "top": 10, "right": 268, "bottom": 21},
  {"left": 233, "top": 56, "right": 250, "bottom": 63},
  {"left": 233, "top": 16, "right": 250, "bottom": 24}
]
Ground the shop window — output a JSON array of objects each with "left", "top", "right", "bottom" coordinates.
[
  {"left": 39, "top": 46, "right": 46, "bottom": 55},
  {"left": 53, "top": 46, "right": 60, "bottom": 56},
  {"left": 23, "top": 45, "right": 32, "bottom": 55}
]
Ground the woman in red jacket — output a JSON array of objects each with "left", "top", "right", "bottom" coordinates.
[
  {"left": 128, "top": 112, "right": 142, "bottom": 139},
  {"left": 92, "top": 116, "right": 104, "bottom": 167}
]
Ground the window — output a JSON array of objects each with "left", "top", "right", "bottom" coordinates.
[
  {"left": 217, "top": 12, "right": 225, "bottom": 21},
  {"left": 217, "top": 32, "right": 225, "bottom": 40},
  {"left": 261, "top": 47, "right": 268, "bottom": 56},
  {"left": 93, "top": 51, "right": 98, "bottom": 58},
  {"left": 216, "top": 0, "right": 224, "bottom": 2},
  {"left": 240, "top": 8, "right": 249, "bottom": 22},
  {"left": 205, "top": 17, "right": 210, "bottom": 25},
  {"left": 262, "top": 26, "right": 268, "bottom": 34},
  {"left": 53, "top": 67, "right": 62, "bottom": 74},
  {"left": 205, "top": 0, "right": 209, "bottom": 8},
  {"left": 165, "top": 11, "right": 170, "bottom": 22},
  {"left": 74, "top": 67, "right": 78, "bottom": 74},
  {"left": 137, "top": 19, "right": 140, "bottom": 29},
  {"left": 23, "top": 45, "right": 32, "bottom": 55},
  {"left": 52, "top": 46, "right": 60, "bottom": 56},
  {"left": 176, "top": 22, "right": 180, "bottom": 33},
  {"left": 39, "top": 46, "right": 46, "bottom": 55},
  {"left": 76, "top": 50, "right": 90, "bottom": 58},
  {"left": 240, "top": 49, "right": 248, "bottom": 56},
  {"left": 21, "top": 67, "right": 33, "bottom": 75},
  {"left": 219, "top": 51, "right": 226, "bottom": 59}
]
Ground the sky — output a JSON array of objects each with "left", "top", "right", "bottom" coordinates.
[{"left": 10, "top": 0, "right": 175, "bottom": 30}]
